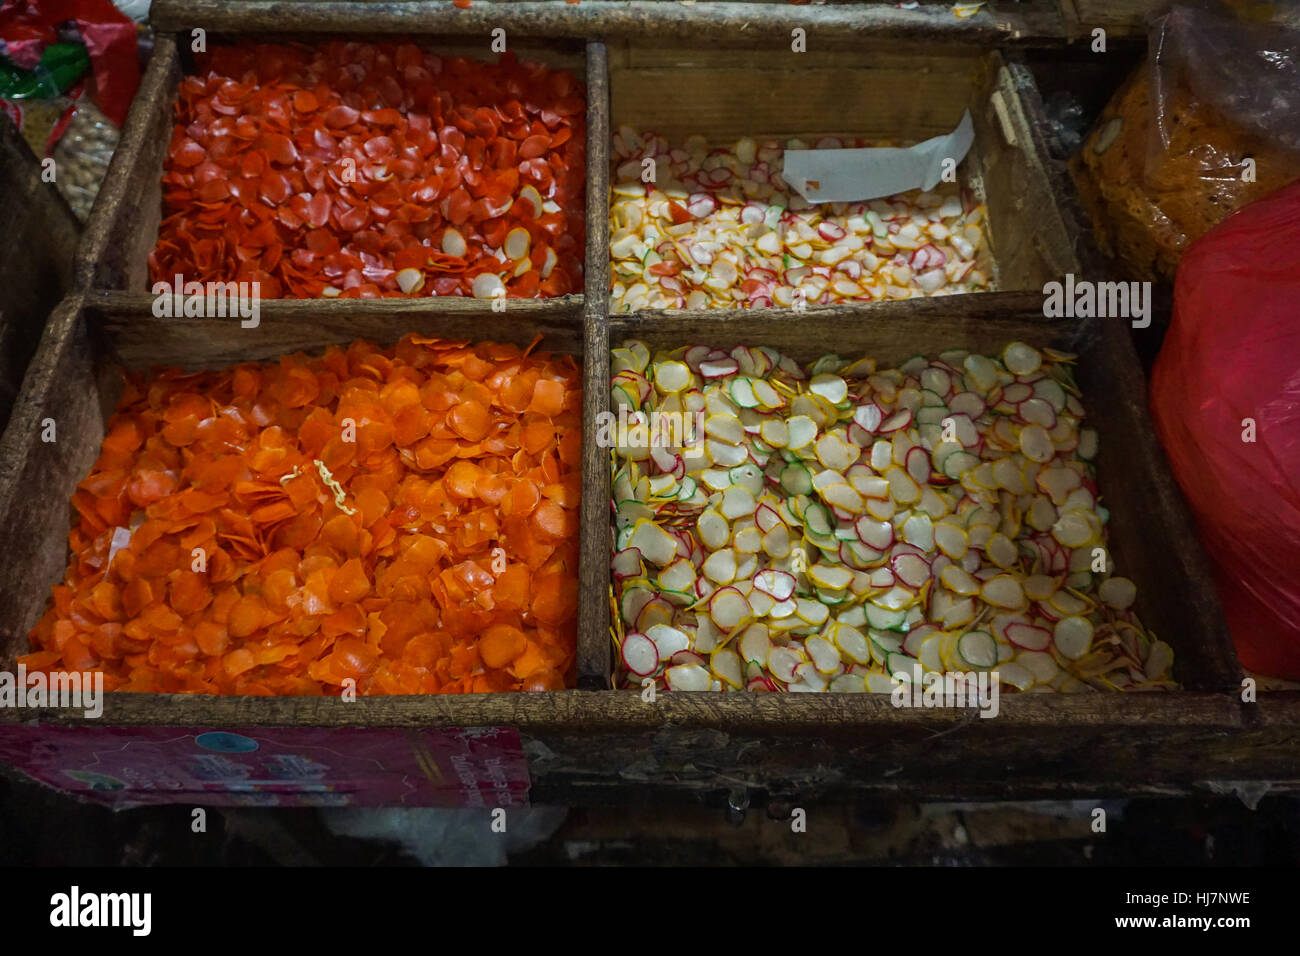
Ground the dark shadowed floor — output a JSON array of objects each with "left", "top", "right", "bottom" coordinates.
[{"left": 3, "top": 762, "right": 1296, "bottom": 866}]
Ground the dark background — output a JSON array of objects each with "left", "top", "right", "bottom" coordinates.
[{"left": 4, "top": 761, "right": 1298, "bottom": 866}]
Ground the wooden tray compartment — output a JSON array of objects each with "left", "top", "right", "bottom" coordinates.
[
  {"left": 0, "top": 292, "right": 585, "bottom": 681},
  {"left": 606, "top": 41, "right": 1080, "bottom": 303},
  {"left": 595, "top": 297, "right": 1240, "bottom": 694},
  {"left": 78, "top": 31, "right": 592, "bottom": 313}
]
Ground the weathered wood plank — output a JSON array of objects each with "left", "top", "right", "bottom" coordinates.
[
  {"left": 149, "top": 1, "right": 1068, "bottom": 45},
  {"left": 611, "top": 64, "right": 976, "bottom": 143},
  {"left": 0, "top": 295, "right": 105, "bottom": 673},
  {"left": 610, "top": 292, "right": 1065, "bottom": 366},
  {"left": 0, "top": 117, "right": 80, "bottom": 433},
  {"left": 971, "top": 53, "right": 1080, "bottom": 287},
  {"left": 91, "top": 292, "right": 582, "bottom": 369},
  {"left": 6, "top": 686, "right": 1278, "bottom": 805},
  {"left": 76, "top": 34, "right": 178, "bottom": 292},
  {"left": 578, "top": 40, "right": 613, "bottom": 689},
  {"left": 998, "top": 54, "right": 1110, "bottom": 278},
  {"left": 1, "top": 688, "right": 1274, "bottom": 805},
  {"left": 0, "top": 686, "right": 1242, "bottom": 729}
]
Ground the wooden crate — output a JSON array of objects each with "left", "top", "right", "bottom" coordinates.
[
  {"left": 78, "top": 30, "right": 589, "bottom": 311},
  {"left": 0, "top": 13, "right": 1293, "bottom": 808},
  {"left": 0, "top": 29, "right": 604, "bottom": 807},
  {"left": 0, "top": 117, "right": 80, "bottom": 436},
  {"left": 1, "top": 305, "right": 1260, "bottom": 800},
  {"left": 597, "top": 300, "right": 1238, "bottom": 689},
  {"left": 606, "top": 41, "right": 1080, "bottom": 298}
]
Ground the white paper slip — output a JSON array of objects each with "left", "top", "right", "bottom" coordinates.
[{"left": 783, "top": 110, "right": 975, "bottom": 204}]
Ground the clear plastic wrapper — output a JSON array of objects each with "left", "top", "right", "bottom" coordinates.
[
  {"left": 1150, "top": 4, "right": 1300, "bottom": 160},
  {"left": 1070, "top": 4, "right": 1300, "bottom": 281},
  {"left": 1041, "top": 90, "right": 1086, "bottom": 161},
  {"left": 50, "top": 97, "right": 118, "bottom": 219}
]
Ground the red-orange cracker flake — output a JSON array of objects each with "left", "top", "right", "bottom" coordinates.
[{"left": 24, "top": 334, "right": 582, "bottom": 696}]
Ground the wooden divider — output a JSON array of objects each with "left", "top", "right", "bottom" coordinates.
[
  {"left": 148, "top": 0, "right": 1070, "bottom": 47},
  {"left": 578, "top": 40, "right": 613, "bottom": 688}
]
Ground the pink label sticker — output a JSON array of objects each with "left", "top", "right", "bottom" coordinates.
[{"left": 0, "top": 724, "right": 530, "bottom": 808}]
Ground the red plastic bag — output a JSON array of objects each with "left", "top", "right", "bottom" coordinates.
[
  {"left": 1151, "top": 179, "right": 1300, "bottom": 679},
  {"left": 0, "top": 0, "right": 139, "bottom": 126}
]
